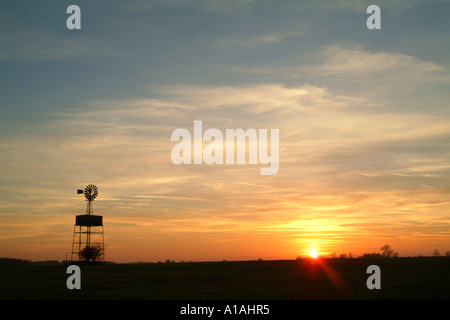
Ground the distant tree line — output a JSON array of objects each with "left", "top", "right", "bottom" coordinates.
[
  {"left": 2, "top": 244, "right": 450, "bottom": 265},
  {"left": 327, "top": 245, "right": 450, "bottom": 259},
  {"left": 358, "top": 244, "right": 399, "bottom": 258},
  {"left": 0, "top": 257, "right": 62, "bottom": 266},
  {"left": 432, "top": 249, "right": 450, "bottom": 257}
]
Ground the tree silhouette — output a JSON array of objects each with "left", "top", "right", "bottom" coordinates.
[
  {"left": 380, "top": 244, "right": 398, "bottom": 258},
  {"left": 78, "top": 245, "right": 103, "bottom": 262},
  {"left": 432, "top": 249, "right": 440, "bottom": 257}
]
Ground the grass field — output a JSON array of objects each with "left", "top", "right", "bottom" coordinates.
[{"left": 1, "top": 257, "right": 449, "bottom": 300}]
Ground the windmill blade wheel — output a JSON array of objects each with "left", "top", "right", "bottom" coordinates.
[{"left": 84, "top": 184, "right": 98, "bottom": 201}]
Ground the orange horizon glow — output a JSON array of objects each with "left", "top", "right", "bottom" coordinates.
[{"left": 1, "top": 189, "right": 449, "bottom": 263}]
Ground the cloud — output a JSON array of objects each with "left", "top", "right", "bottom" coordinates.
[
  {"left": 228, "top": 45, "right": 446, "bottom": 84},
  {"left": 25, "top": 82, "right": 448, "bottom": 211},
  {"left": 155, "top": 83, "right": 365, "bottom": 115},
  {"left": 212, "top": 31, "right": 305, "bottom": 48},
  {"left": 304, "top": 45, "right": 444, "bottom": 79}
]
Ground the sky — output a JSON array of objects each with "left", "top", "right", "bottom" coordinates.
[{"left": 0, "top": 0, "right": 449, "bottom": 263}]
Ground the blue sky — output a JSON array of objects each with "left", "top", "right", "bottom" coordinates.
[{"left": 1, "top": 0, "right": 449, "bottom": 262}]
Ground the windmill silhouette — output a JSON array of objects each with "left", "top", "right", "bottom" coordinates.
[{"left": 70, "top": 184, "right": 105, "bottom": 262}]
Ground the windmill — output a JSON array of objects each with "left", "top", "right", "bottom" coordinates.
[{"left": 70, "top": 184, "right": 105, "bottom": 263}]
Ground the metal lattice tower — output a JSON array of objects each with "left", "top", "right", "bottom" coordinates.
[{"left": 70, "top": 184, "right": 105, "bottom": 263}]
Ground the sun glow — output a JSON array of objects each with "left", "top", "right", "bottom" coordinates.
[{"left": 309, "top": 248, "right": 318, "bottom": 258}]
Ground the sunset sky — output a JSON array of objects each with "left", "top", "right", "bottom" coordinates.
[{"left": 1, "top": 0, "right": 449, "bottom": 263}]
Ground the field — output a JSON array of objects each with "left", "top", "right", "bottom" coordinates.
[{"left": 1, "top": 257, "right": 449, "bottom": 300}]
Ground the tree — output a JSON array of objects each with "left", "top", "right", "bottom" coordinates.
[
  {"left": 432, "top": 249, "right": 440, "bottom": 257},
  {"left": 380, "top": 244, "right": 398, "bottom": 258},
  {"left": 78, "top": 245, "right": 103, "bottom": 262}
]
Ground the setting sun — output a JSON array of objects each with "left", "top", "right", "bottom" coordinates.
[{"left": 309, "top": 248, "right": 318, "bottom": 258}]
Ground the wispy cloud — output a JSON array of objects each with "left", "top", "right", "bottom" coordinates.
[
  {"left": 303, "top": 45, "right": 444, "bottom": 80},
  {"left": 153, "top": 83, "right": 368, "bottom": 115},
  {"left": 227, "top": 45, "right": 447, "bottom": 83},
  {"left": 212, "top": 31, "right": 305, "bottom": 48}
]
